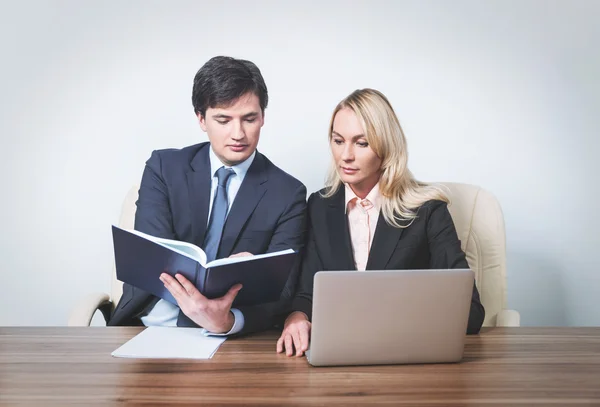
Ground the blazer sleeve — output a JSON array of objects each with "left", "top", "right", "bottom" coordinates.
[
  {"left": 235, "top": 183, "right": 308, "bottom": 335},
  {"left": 426, "top": 201, "right": 485, "bottom": 334},
  {"left": 134, "top": 150, "right": 176, "bottom": 238},
  {"left": 110, "top": 151, "right": 175, "bottom": 324},
  {"left": 290, "top": 226, "right": 322, "bottom": 320},
  {"left": 265, "top": 184, "right": 308, "bottom": 254},
  {"left": 288, "top": 194, "right": 324, "bottom": 320}
]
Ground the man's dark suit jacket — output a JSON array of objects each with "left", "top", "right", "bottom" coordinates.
[
  {"left": 292, "top": 187, "right": 485, "bottom": 334},
  {"left": 108, "top": 142, "right": 307, "bottom": 334}
]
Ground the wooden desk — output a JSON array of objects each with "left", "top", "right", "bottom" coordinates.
[{"left": 1, "top": 327, "right": 599, "bottom": 406}]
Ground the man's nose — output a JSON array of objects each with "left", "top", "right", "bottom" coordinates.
[{"left": 231, "top": 120, "right": 246, "bottom": 140}]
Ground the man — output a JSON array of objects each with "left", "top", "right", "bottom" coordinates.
[{"left": 108, "top": 56, "right": 307, "bottom": 335}]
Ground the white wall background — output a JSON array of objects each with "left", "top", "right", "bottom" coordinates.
[{"left": 0, "top": 0, "right": 598, "bottom": 327}]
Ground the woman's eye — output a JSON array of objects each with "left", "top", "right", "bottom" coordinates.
[
  {"left": 333, "top": 139, "right": 344, "bottom": 145},
  {"left": 357, "top": 142, "right": 369, "bottom": 147}
]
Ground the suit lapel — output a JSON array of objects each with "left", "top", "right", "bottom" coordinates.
[
  {"left": 186, "top": 145, "right": 212, "bottom": 248},
  {"left": 365, "top": 212, "right": 405, "bottom": 270},
  {"left": 218, "top": 152, "right": 268, "bottom": 257},
  {"left": 327, "top": 187, "right": 356, "bottom": 271}
]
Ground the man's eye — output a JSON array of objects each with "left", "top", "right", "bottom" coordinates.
[
  {"left": 217, "top": 121, "right": 228, "bottom": 125},
  {"left": 245, "top": 118, "right": 256, "bottom": 123}
]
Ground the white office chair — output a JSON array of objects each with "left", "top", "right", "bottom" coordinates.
[
  {"left": 68, "top": 182, "right": 520, "bottom": 327},
  {"left": 67, "top": 185, "right": 137, "bottom": 326},
  {"left": 442, "top": 182, "right": 520, "bottom": 327}
]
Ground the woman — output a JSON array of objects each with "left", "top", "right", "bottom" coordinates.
[{"left": 277, "top": 88, "right": 485, "bottom": 357}]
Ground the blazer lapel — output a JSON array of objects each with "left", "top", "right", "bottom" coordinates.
[
  {"left": 327, "top": 187, "right": 356, "bottom": 271},
  {"left": 218, "top": 152, "right": 268, "bottom": 257},
  {"left": 186, "top": 145, "right": 212, "bottom": 248},
  {"left": 365, "top": 213, "right": 405, "bottom": 270}
]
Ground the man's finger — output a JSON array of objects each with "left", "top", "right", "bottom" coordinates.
[
  {"left": 162, "top": 283, "right": 178, "bottom": 302},
  {"left": 163, "top": 283, "right": 188, "bottom": 309},
  {"left": 161, "top": 273, "right": 186, "bottom": 298},
  {"left": 284, "top": 334, "right": 294, "bottom": 357},
  {"left": 222, "top": 284, "right": 243, "bottom": 305},
  {"left": 229, "top": 252, "right": 253, "bottom": 258},
  {"left": 276, "top": 335, "right": 284, "bottom": 353},
  {"left": 174, "top": 273, "right": 198, "bottom": 297}
]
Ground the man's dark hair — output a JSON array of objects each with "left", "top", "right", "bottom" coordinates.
[{"left": 192, "top": 56, "right": 268, "bottom": 118}]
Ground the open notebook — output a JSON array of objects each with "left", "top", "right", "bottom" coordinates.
[{"left": 112, "top": 226, "right": 297, "bottom": 306}]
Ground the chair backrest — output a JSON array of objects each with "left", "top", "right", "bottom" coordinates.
[
  {"left": 440, "top": 182, "right": 507, "bottom": 327},
  {"left": 110, "top": 185, "right": 139, "bottom": 306},
  {"left": 110, "top": 182, "right": 507, "bottom": 326}
]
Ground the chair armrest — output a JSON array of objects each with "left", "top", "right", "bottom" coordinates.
[
  {"left": 67, "top": 292, "right": 113, "bottom": 326},
  {"left": 496, "top": 309, "right": 521, "bottom": 327}
]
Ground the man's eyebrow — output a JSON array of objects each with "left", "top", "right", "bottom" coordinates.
[
  {"left": 212, "top": 113, "right": 232, "bottom": 119},
  {"left": 211, "top": 112, "right": 259, "bottom": 119},
  {"left": 332, "top": 131, "right": 365, "bottom": 139}
]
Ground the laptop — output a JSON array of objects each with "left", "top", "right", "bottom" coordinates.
[{"left": 306, "top": 269, "right": 474, "bottom": 367}]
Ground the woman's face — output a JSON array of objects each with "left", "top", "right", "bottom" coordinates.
[{"left": 330, "top": 107, "right": 382, "bottom": 196}]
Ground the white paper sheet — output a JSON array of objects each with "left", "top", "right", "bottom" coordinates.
[{"left": 111, "top": 327, "right": 227, "bottom": 359}]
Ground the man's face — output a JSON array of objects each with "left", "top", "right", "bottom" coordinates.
[{"left": 199, "top": 92, "right": 264, "bottom": 166}]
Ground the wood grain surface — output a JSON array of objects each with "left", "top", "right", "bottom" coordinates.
[{"left": 1, "top": 327, "right": 599, "bottom": 406}]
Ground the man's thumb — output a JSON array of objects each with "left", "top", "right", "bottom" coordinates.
[{"left": 225, "top": 284, "right": 243, "bottom": 303}]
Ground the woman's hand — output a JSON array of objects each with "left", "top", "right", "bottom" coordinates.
[{"left": 276, "top": 311, "right": 311, "bottom": 357}]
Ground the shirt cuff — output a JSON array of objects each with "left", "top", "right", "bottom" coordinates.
[{"left": 201, "top": 308, "right": 245, "bottom": 336}]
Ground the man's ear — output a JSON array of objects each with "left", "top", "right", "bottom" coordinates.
[{"left": 198, "top": 113, "right": 207, "bottom": 132}]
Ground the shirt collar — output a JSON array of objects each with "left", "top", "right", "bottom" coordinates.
[
  {"left": 209, "top": 145, "right": 256, "bottom": 181},
  {"left": 344, "top": 183, "right": 381, "bottom": 213}
]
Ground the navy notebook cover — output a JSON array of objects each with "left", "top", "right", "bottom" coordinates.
[{"left": 111, "top": 226, "right": 297, "bottom": 307}]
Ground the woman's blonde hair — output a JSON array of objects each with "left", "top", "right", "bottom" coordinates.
[{"left": 323, "top": 88, "right": 448, "bottom": 228}]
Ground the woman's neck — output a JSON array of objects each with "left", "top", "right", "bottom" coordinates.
[{"left": 349, "top": 178, "right": 379, "bottom": 200}]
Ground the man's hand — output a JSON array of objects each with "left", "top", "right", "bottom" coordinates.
[
  {"left": 276, "top": 311, "right": 311, "bottom": 357},
  {"left": 160, "top": 273, "right": 242, "bottom": 333}
]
